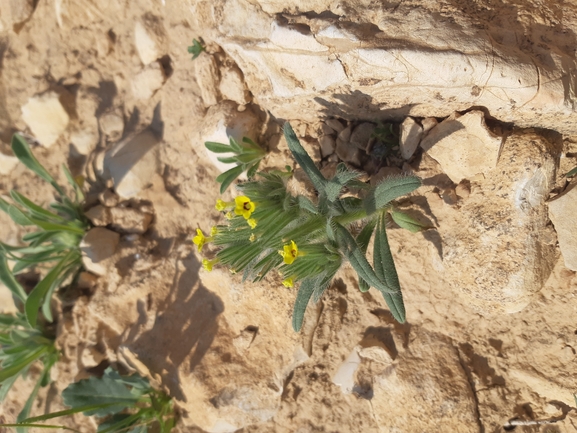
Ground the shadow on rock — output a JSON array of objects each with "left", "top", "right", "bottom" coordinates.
[{"left": 127, "top": 253, "right": 224, "bottom": 402}]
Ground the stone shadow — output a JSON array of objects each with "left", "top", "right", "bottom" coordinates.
[{"left": 126, "top": 253, "right": 224, "bottom": 402}]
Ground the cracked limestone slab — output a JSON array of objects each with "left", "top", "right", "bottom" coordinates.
[
  {"left": 193, "top": 0, "right": 577, "bottom": 134},
  {"left": 548, "top": 183, "right": 577, "bottom": 271}
]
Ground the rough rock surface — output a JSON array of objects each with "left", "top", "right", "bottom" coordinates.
[
  {"left": 435, "top": 130, "right": 558, "bottom": 315},
  {"left": 21, "top": 92, "right": 69, "bottom": 148},
  {"left": 399, "top": 116, "right": 423, "bottom": 160},
  {"left": 548, "top": 183, "right": 577, "bottom": 271},
  {"left": 421, "top": 110, "right": 502, "bottom": 183},
  {"left": 192, "top": 0, "right": 577, "bottom": 134},
  {"left": 80, "top": 227, "right": 120, "bottom": 276}
]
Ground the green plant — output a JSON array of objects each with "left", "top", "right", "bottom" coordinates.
[
  {"left": 198, "top": 122, "right": 428, "bottom": 331},
  {"left": 205, "top": 136, "right": 267, "bottom": 193},
  {"left": 370, "top": 122, "right": 399, "bottom": 159},
  {"left": 6, "top": 367, "right": 175, "bottom": 432},
  {"left": 187, "top": 38, "right": 205, "bottom": 60},
  {"left": 0, "top": 312, "right": 58, "bottom": 431},
  {"left": 566, "top": 166, "right": 577, "bottom": 178},
  {"left": 0, "top": 134, "right": 89, "bottom": 328}
]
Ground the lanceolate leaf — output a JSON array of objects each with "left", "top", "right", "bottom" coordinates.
[
  {"left": 62, "top": 372, "right": 141, "bottom": 417},
  {"left": 216, "top": 165, "right": 244, "bottom": 194},
  {"left": 292, "top": 278, "right": 316, "bottom": 332},
  {"left": 374, "top": 214, "right": 405, "bottom": 323},
  {"left": 283, "top": 122, "right": 327, "bottom": 194},
  {"left": 356, "top": 219, "right": 376, "bottom": 293},
  {"left": 25, "top": 251, "right": 76, "bottom": 327},
  {"left": 11, "top": 134, "right": 56, "bottom": 186},
  {"left": 204, "top": 141, "right": 233, "bottom": 153},
  {"left": 364, "top": 176, "right": 421, "bottom": 215},
  {"left": 390, "top": 209, "right": 430, "bottom": 233},
  {"left": 0, "top": 255, "right": 27, "bottom": 302}
]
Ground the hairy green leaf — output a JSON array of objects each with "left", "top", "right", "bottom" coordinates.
[
  {"left": 292, "top": 279, "right": 316, "bottom": 332},
  {"left": 205, "top": 141, "right": 233, "bottom": 153},
  {"left": 0, "top": 255, "right": 27, "bottom": 302},
  {"left": 216, "top": 166, "right": 244, "bottom": 194},
  {"left": 374, "top": 215, "right": 405, "bottom": 322},
  {"left": 283, "top": 122, "right": 327, "bottom": 194},
  {"left": 364, "top": 176, "right": 421, "bottom": 215},
  {"left": 390, "top": 209, "right": 430, "bottom": 233}
]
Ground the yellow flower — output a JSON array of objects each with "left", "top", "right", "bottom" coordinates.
[
  {"left": 202, "top": 258, "right": 219, "bottom": 271},
  {"left": 279, "top": 240, "right": 300, "bottom": 265},
  {"left": 234, "top": 195, "right": 256, "bottom": 219},
  {"left": 249, "top": 233, "right": 256, "bottom": 242},
  {"left": 215, "top": 199, "right": 228, "bottom": 211},
  {"left": 247, "top": 218, "right": 257, "bottom": 229},
  {"left": 282, "top": 277, "right": 294, "bottom": 288},
  {"left": 192, "top": 229, "right": 214, "bottom": 252},
  {"left": 210, "top": 226, "right": 218, "bottom": 236}
]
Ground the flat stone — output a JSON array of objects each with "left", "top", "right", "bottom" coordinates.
[
  {"left": 421, "top": 111, "right": 502, "bottom": 183},
  {"left": 134, "top": 20, "right": 159, "bottom": 65},
  {"left": 399, "top": 117, "right": 423, "bottom": 160},
  {"left": 99, "top": 112, "right": 124, "bottom": 141},
  {"left": 21, "top": 92, "right": 69, "bottom": 148},
  {"left": 80, "top": 227, "right": 120, "bottom": 276},
  {"left": 548, "top": 183, "right": 577, "bottom": 271},
  {"left": 85, "top": 205, "right": 112, "bottom": 227},
  {"left": 70, "top": 129, "right": 98, "bottom": 155},
  {"left": 421, "top": 117, "right": 438, "bottom": 136},
  {"left": 319, "top": 135, "right": 336, "bottom": 158},
  {"left": 324, "top": 119, "right": 345, "bottom": 133},
  {"left": 109, "top": 206, "right": 153, "bottom": 234},
  {"left": 104, "top": 129, "right": 161, "bottom": 199},
  {"left": 349, "top": 122, "right": 376, "bottom": 150},
  {"left": 131, "top": 62, "right": 165, "bottom": 101}
]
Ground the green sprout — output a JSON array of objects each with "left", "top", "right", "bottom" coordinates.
[
  {"left": 370, "top": 122, "right": 399, "bottom": 159},
  {"left": 187, "top": 38, "right": 205, "bottom": 60},
  {"left": 566, "top": 166, "right": 577, "bottom": 178},
  {"left": 0, "top": 312, "right": 58, "bottom": 431},
  {"left": 6, "top": 367, "right": 175, "bottom": 432},
  {"left": 205, "top": 136, "right": 267, "bottom": 193},
  {"left": 0, "top": 134, "right": 89, "bottom": 328},
  {"left": 200, "top": 123, "right": 428, "bottom": 331}
]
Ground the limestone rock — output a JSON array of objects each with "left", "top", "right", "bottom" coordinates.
[
  {"left": 21, "top": 92, "right": 69, "bottom": 148},
  {"left": 99, "top": 112, "right": 124, "bottom": 141},
  {"left": 194, "top": 52, "right": 220, "bottom": 107},
  {"left": 70, "top": 129, "right": 98, "bottom": 155},
  {"left": 202, "top": 2, "right": 577, "bottom": 134},
  {"left": 80, "top": 228, "right": 120, "bottom": 276},
  {"left": 548, "top": 183, "right": 577, "bottom": 271},
  {"left": 421, "top": 117, "right": 438, "bottom": 136},
  {"left": 324, "top": 119, "right": 345, "bottom": 133},
  {"left": 0, "top": 152, "right": 19, "bottom": 175},
  {"left": 349, "top": 122, "right": 375, "bottom": 150},
  {"left": 371, "top": 330, "right": 478, "bottom": 432},
  {"left": 85, "top": 205, "right": 112, "bottom": 227},
  {"left": 219, "top": 64, "right": 250, "bottom": 105},
  {"left": 439, "top": 130, "right": 558, "bottom": 315},
  {"left": 421, "top": 111, "right": 502, "bottom": 183},
  {"left": 399, "top": 117, "right": 423, "bottom": 160},
  {"left": 131, "top": 62, "right": 165, "bottom": 101},
  {"left": 109, "top": 206, "right": 153, "bottom": 234},
  {"left": 104, "top": 129, "right": 161, "bottom": 199},
  {"left": 134, "top": 21, "right": 159, "bottom": 65},
  {"left": 319, "top": 135, "right": 335, "bottom": 158},
  {"left": 197, "top": 101, "right": 261, "bottom": 176},
  {"left": 98, "top": 190, "right": 120, "bottom": 207}
]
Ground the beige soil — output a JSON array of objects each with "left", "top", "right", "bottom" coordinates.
[{"left": 0, "top": 1, "right": 577, "bottom": 433}]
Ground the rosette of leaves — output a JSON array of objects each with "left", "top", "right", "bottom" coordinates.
[
  {"left": 0, "top": 312, "right": 58, "bottom": 432},
  {"left": 9, "top": 367, "right": 175, "bottom": 432},
  {"left": 205, "top": 136, "right": 267, "bottom": 193},
  {"left": 208, "top": 123, "right": 428, "bottom": 331},
  {"left": 187, "top": 38, "right": 205, "bottom": 60},
  {"left": 0, "top": 134, "right": 89, "bottom": 328}
]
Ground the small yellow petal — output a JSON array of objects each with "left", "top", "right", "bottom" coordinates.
[
  {"left": 225, "top": 212, "right": 234, "bottom": 220},
  {"left": 192, "top": 229, "right": 206, "bottom": 252},
  {"left": 215, "top": 199, "right": 227, "bottom": 211},
  {"left": 282, "top": 277, "right": 294, "bottom": 288},
  {"left": 210, "top": 226, "right": 218, "bottom": 236},
  {"left": 249, "top": 233, "right": 256, "bottom": 242},
  {"left": 247, "top": 218, "right": 257, "bottom": 229}
]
